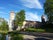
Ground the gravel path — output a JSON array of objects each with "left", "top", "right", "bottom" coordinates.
[
  {"left": 23, "top": 34, "right": 53, "bottom": 40},
  {"left": 23, "top": 35, "right": 37, "bottom": 40},
  {"left": 19, "top": 32, "right": 53, "bottom": 40}
]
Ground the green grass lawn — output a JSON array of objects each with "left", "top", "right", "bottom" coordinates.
[
  {"left": 8, "top": 31, "right": 23, "bottom": 40},
  {"left": 0, "top": 30, "right": 23, "bottom": 40},
  {"left": 10, "top": 34, "right": 23, "bottom": 40},
  {"left": 0, "top": 30, "right": 8, "bottom": 34},
  {"left": 25, "top": 28, "right": 45, "bottom": 32},
  {"left": 45, "top": 28, "right": 53, "bottom": 33},
  {"left": 25, "top": 27, "right": 53, "bottom": 33}
]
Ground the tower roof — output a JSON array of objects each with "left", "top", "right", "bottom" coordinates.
[{"left": 10, "top": 11, "right": 14, "bottom": 13}]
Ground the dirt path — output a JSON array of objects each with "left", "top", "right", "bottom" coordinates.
[
  {"left": 19, "top": 31, "right": 53, "bottom": 40},
  {"left": 23, "top": 35, "right": 37, "bottom": 40},
  {"left": 23, "top": 34, "right": 53, "bottom": 40}
]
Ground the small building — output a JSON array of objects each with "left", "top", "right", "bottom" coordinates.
[
  {"left": 22, "top": 15, "right": 46, "bottom": 29},
  {"left": 22, "top": 20, "right": 42, "bottom": 28}
]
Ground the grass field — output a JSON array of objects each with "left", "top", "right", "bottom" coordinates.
[{"left": 25, "top": 28, "right": 45, "bottom": 32}]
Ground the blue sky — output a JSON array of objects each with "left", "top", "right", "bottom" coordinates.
[{"left": 0, "top": 0, "right": 45, "bottom": 22}]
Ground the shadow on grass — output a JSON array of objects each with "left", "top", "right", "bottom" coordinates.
[
  {"left": 34, "top": 38, "right": 50, "bottom": 40},
  {"left": 24, "top": 38, "right": 50, "bottom": 40}
]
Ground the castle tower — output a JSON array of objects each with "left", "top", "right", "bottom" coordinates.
[
  {"left": 41, "top": 15, "right": 45, "bottom": 23},
  {"left": 9, "top": 11, "right": 15, "bottom": 31}
]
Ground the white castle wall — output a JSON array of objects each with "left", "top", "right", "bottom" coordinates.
[{"left": 9, "top": 11, "right": 15, "bottom": 31}]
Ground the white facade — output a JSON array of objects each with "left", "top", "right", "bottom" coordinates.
[
  {"left": 22, "top": 21, "right": 27, "bottom": 29},
  {"left": 9, "top": 11, "right": 15, "bottom": 31}
]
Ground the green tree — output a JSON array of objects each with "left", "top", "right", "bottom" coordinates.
[
  {"left": 44, "top": 0, "right": 53, "bottom": 23},
  {"left": 15, "top": 10, "right": 25, "bottom": 27},
  {"left": 0, "top": 18, "right": 8, "bottom": 31}
]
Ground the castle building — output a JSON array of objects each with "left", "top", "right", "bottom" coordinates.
[
  {"left": 9, "top": 11, "right": 46, "bottom": 30},
  {"left": 9, "top": 11, "right": 15, "bottom": 31},
  {"left": 22, "top": 20, "right": 42, "bottom": 29},
  {"left": 22, "top": 15, "right": 45, "bottom": 29}
]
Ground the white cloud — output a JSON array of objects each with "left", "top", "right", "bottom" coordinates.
[
  {"left": 21, "top": 0, "right": 43, "bottom": 9},
  {"left": 25, "top": 12, "right": 41, "bottom": 21}
]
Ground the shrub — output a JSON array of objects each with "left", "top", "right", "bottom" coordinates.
[{"left": 8, "top": 31, "right": 23, "bottom": 40}]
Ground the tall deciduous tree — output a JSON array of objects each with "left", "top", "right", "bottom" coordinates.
[
  {"left": 15, "top": 10, "right": 25, "bottom": 27},
  {"left": 0, "top": 18, "right": 8, "bottom": 31},
  {"left": 44, "top": 0, "right": 53, "bottom": 23}
]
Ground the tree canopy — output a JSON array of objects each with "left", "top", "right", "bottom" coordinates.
[
  {"left": 0, "top": 18, "right": 8, "bottom": 31},
  {"left": 44, "top": 0, "right": 53, "bottom": 23},
  {"left": 15, "top": 10, "right": 25, "bottom": 27}
]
